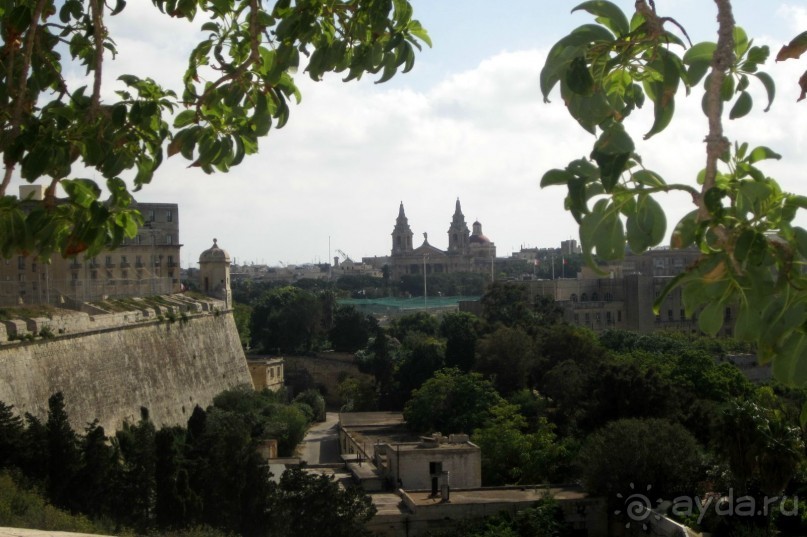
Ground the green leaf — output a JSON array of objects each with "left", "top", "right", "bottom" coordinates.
[
  {"left": 571, "top": 1, "right": 629, "bottom": 36},
  {"left": 793, "top": 227, "right": 807, "bottom": 260},
  {"left": 566, "top": 56, "right": 594, "bottom": 95},
  {"left": 773, "top": 331, "right": 807, "bottom": 387},
  {"left": 747, "top": 146, "right": 782, "bottom": 164},
  {"left": 174, "top": 109, "right": 197, "bottom": 128},
  {"left": 631, "top": 169, "right": 666, "bottom": 188},
  {"left": 698, "top": 301, "right": 724, "bottom": 337},
  {"left": 729, "top": 90, "right": 752, "bottom": 119},
  {"left": 671, "top": 210, "right": 700, "bottom": 249},
  {"left": 683, "top": 41, "right": 717, "bottom": 65},
  {"left": 581, "top": 200, "right": 625, "bottom": 260},
  {"left": 591, "top": 123, "right": 634, "bottom": 191},
  {"left": 734, "top": 229, "right": 767, "bottom": 265},
  {"left": 733, "top": 26, "right": 750, "bottom": 58},
  {"left": 540, "top": 169, "right": 575, "bottom": 188},
  {"left": 754, "top": 72, "right": 776, "bottom": 112},
  {"left": 644, "top": 96, "right": 674, "bottom": 139},
  {"left": 626, "top": 194, "right": 666, "bottom": 253},
  {"left": 734, "top": 301, "right": 763, "bottom": 342}
]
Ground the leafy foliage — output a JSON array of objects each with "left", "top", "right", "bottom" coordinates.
[
  {"left": 404, "top": 368, "right": 502, "bottom": 434},
  {"left": 0, "top": 0, "right": 429, "bottom": 259},
  {"left": 579, "top": 418, "right": 703, "bottom": 506},
  {"left": 541, "top": 0, "right": 807, "bottom": 387}
]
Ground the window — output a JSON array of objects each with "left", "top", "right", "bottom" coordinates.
[
  {"left": 668, "top": 309, "right": 673, "bottom": 321},
  {"left": 591, "top": 292, "right": 599, "bottom": 301},
  {"left": 148, "top": 209, "right": 155, "bottom": 221},
  {"left": 122, "top": 270, "right": 128, "bottom": 279},
  {"left": 680, "top": 309, "right": 686, "bottom": 321},
  {"left": 31, "top": 262, "right": 36, "bottom": 272},
  {"left": 725, "top": 307, "right": 732, "bottom": 320},
  {"left": 606, "top": 311, "right": 612, "bottom": 323},
  {"left": 595, "top": 312, "right": 601, "bottom": 323},
  {"left": 136, "top": 255, "right": 142, "bottom": 267},
  {"left": 105, "top": 255, "right": 113, "bottom": 267},
  {"left": 17, "top": 256, "right": 24, "bottom": 270},
  {"left": 581, "top": 293, "right": 588, "bottom": 301},
  {"left": 584, "top": 313, "right": 590, "bottom": 323},
  {"left": 617, "top": 310, "right": 622, "bottom": 322},
  {"left": 570, "top": 293, "right": 578, "bottom": 302},
  {"left": 166, "top": 209, "right": 173, "bottom": 222},
  {"left": 166, "top": 234, "right": 173, "bottom": 245},
  {"left": 605, "top": 292, "right": 613, "bottom": 301}
]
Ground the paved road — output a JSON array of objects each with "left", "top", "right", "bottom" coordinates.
[{"left": 299, "top": 411, "right": 341, "bottom": 465}]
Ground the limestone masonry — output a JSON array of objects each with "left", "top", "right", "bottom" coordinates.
[{"left": 0, "top": 300, "right": 251, "bottom": 432}]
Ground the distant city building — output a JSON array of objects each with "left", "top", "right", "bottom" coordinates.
[
  {"left": 0, "top": 185, "right": 181, "bottom": 306},
  {"left": 470, "top": 247, "right": 738, "bottom": 338},
  {"left": 387, "top": 199, "right": 496, "bottom": 280}
]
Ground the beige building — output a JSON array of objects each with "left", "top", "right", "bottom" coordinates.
[
  {"left": 388, "top": 200, "right": 496, "bottom": 280},
  {"left": 248, "top": 357, "right": 285, "bottom": 392},
  {"left": 513, "top": 247, "right": 738, "bottom": 337},
  {"left": 0, "top": 186, "right": 181, "bottom": 306}
]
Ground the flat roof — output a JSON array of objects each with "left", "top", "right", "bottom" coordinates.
[{"left": 404, "top": 485, "right": 589, "bottom": 506}]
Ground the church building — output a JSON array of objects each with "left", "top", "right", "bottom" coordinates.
[{"left": 387, "top": 199, "right": 496, "bottom": 280}]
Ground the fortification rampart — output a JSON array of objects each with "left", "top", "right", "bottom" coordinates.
[{"left": 0, "top": 299, "right": 251, "bottom": 432}]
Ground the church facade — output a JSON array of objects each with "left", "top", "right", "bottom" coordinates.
[{"left": 387, "top": 199, "right": 496, "bottom": 280}]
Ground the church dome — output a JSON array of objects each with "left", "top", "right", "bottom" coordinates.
[
  {"left": 470, "top": 221, "right": 491, "bottom": 244},
  {"left": 469, "top": 233, "right": 491, "bottom": 244},
  {"left": 199, "top": 238, "right": 231, "bottom": 263}
]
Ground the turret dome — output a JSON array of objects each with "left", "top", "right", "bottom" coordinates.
[{"left": 199, "top": 238, "right": 231, "bottom": 263}]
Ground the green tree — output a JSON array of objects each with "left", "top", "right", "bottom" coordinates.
[
  {"left": 0, "top": 1, "right": 429, "bottom": 259},
  {"left": 472, "top": 402, "right": 570, "bottom": 486},
  {"left": 232, "top": 302, "right": 252, "bottom": 350},
  {"left": 475, "top": 326, "right": 539, "bottom": 396},
  {"left": 266, "top": 467, "right": 376, "bottom": 537},
  {"left": 388, "top": 311, "right": 439, "bottom": 341},
  {"left": 713, "top": 398, "right": 804, "bottom": 496},
  {"left": 393, "top": 332, "right": 446, "bottom": 403},
  {"left": 45, "top": 392, "right": 80, "bottom": 510},
  {"left": 293, "top": 389, "right": 326, "bottom": 422},
  {"left": 71, "top": 421, "right": 116, "bottom": 518},
  {"left": 541, "top": 1, "right": 807, "bottom": 386},
  {"left": 579, "top": 418, "right": 703, "bottom": 508},
  {"left": 337, "top": 376, "right": 378, "bottom": 412},
  {"left": 0, "top": 402, "right": 23, "bottom": 469},
  {"left": 250, "top": 286, "right": 324, "bottom": 353},
  {"left": 329, "top": 304, "right": 376, "bottom": 353},
  {"left": 403, "top": 368, "right": 502, "bottom": 434},
  {"left": 112, "top": 408, "right": 157, "bottom": 529},
  {"left": 440, "top": 311, "right": 481, "bottom": 372}
]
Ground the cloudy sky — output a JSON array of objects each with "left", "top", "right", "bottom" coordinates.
[{"left": 16, "top": 1, "right": 807, "bottom": 267}]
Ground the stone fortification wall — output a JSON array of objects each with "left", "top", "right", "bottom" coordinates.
[{"left": 0, "top": 308, "right": 251, "bottom": 432}]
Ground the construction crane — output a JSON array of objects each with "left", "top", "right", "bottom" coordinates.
[{"left": 336, "top": 249, "right": 351, "bottom": 262}]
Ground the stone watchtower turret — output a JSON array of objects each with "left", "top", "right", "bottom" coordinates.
[
  {"left": 391, "top": 201, "right": 414, "bottom": 256},
  {"left": 199, "top": 238, "right": 232, "bottom": 309}
]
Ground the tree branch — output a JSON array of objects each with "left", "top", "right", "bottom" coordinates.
[
  {"left": 1, "top": 0, "right": 49, "bottom": 197},
  {"left": 699, "top": 0, "right": 734, "bottom": 224},
  {"left": 89, "top": 0, "right": 105, "bottom": 116}
]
